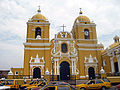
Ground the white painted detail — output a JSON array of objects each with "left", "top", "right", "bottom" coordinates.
[
  {"left": 100, "top": 67, "right": 105, "bottom": 74},
  {"left": 89, "top": 55, "right": 94, "bottom": 62},
  {"left": 117, "top": 55, "right": 120, "bottom": 72},
  {"left": 78, "top": 48, "right": 102, "bottom": 51},
  {"left": 29, "top": 54, "right": 45, "bottom": 75},
  {"left": 77, "top": 39, "right": 97, "bottom": 41},
  {"left": 8, "top": 70, "right": 13, "bottom": 75},
  {"left": 77, "top": 44, "right": 103, "bottom": 47},
  {"left": 80, "top": 76, "right": 86, "bottom": 78},
  {"left": 24, "top": 43, "right": 51, "bottom": 46},
  {"left": 57, "top": 60, "right": 59, "bottom": 75},
  {"left": 27, "top": 22, "right": 50, "bottom": 25},
  {"left": 24, "top": 48, "right": 50, "bottom": 50},
  {"left": 84, "top": 55, "right": 98, "bottom": 74},
  {"left": 15, "top": 71, "right": 18, "bottom": 75},
  {"left": 45, "top": 68, "right": 49, "bottom": 75},
  {"left": 36, "top": 35, "right": 41, "bottom": 39},
  {"left": 27, "top": 38, "right": 49, "bottom": 40},
  {"left": 103, "top": 60, "right": 106, "bottom": 66},
  {"left": 51, "top": 31, "right": 79, "bottom": 75},
  {"left": 76, "top": 19, "right": 79, "bottom": 23},
  {"left": 110, "top": 57, "right": 115, "bottom": 73}
]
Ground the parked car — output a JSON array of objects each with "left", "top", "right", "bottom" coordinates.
[
  {"left": 116, "top": 84, "right": 120, "bottom": 90},
  {"left": 0, "top": 83, "right": 10, "bottom": 90},
  {"left": 76, "top": 79, "right": 111, "bottom": 90},
  {"left": 19, "top": 80, "right": 40, "bottom": 90},
  {"left": 39, "top": 81, "right": 76, "bottom": 90},
  {"left": 24, "top": 80, "right": 47, "bottom": 90},
  {"left": 0, "top": 79, "right": 19, "bottom": 89}
]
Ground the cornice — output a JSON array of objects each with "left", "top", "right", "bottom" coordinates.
[
  {"left": 24, "top": 48, "right": 50, "bottom": 50},
  {"left": 78, "top": 48, "right": 102, "bottom": 51},
  {"left": 75, "top": 23, "right": 96, "bottom": 27},
  {"left": 27, "top": 22, "right": 50, "bottom": 25},
  {"left": 54, "top": 38, "right": 74, "bottom": 41},
  {"left": 77, "top": 39, "right": 97, "bottom": 41},
  {"left": 24, "top": 43, "right": 51, "bottom": 46},
  {"left": 77, "top": 44, "right": 103, "bottom": 47},
  {"left": 27, "top": 38, "right": 49, "bottom": 40}
]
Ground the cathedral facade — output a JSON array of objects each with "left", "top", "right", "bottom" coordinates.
[
  {"left": 20, "top": 8, "right": 104, "bottom": 80},
  {"left": 12, "top": 8, "right": 120, "bottom": 80}
]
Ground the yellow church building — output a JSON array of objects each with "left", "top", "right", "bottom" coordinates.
[{"left": 9, "top": 8, "right": 120, "bottom": 80}]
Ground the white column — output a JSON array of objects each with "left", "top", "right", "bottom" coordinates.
[
  {"left": 72, "top": 61, "right": 73, "bottom": 74},
  {"left": 41, "top": 66, "right": 44, "bottom": 75},
  {"left": 110, "top": 57, "right": 115, "bottom": 73},
  {"left": 54, "top": 61, "right": 56, "bottom": 75},
  {"left": 57, "top": 60, "right": 59, "bottom": 75},
  {"left": 74, "top": 61, "right": 76, "bottom": 74},
  {"left": 117, "top": 55, "right": 120, "bottom": 72}
]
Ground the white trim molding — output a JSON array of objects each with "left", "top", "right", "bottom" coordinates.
[
  {"left": 78, "top": 48, "right": 102, "bottom": 51},
  {"left": 80, "top": 76, "right": 86, "bottom": 78},
  {"left": 27, "top": 38, "right": 49, "bottom": 40},
  {"left": 77, "top": 44, "right": 103, "bottom": 47},
  {"left": 24, "top": 43, "right": 51, "bottom": 46},
  {"left": 54, "top": 38, "right": 74, "bottom": 41},
  {"left": 77, "top": 39, "right": 97, "bottom": 41},
  {"left": 24, "top": 48, "right": 50, "bottom": 50},
  {"left": 27, "top": 22, "right": 50, "bottom": 25}
]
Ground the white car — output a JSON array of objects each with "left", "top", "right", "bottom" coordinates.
[{"left": 0, "top": 83, "right": 10, "bottom": 90}]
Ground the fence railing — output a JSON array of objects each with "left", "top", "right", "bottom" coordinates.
[{"left": 106, "top": 72, "right": 120, "bottom": 76}]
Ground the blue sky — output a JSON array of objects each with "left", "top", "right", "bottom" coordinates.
[{"left": 0, "top": 0, "right": 120, "bottom": 69}]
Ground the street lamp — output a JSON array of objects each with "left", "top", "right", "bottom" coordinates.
[{"left": 52, "top": 58, "right": 54, "bottom": 81}]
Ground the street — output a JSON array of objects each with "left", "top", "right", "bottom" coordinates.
[{"left": 106, "top": 86, "right": 117, "bottom": 90}]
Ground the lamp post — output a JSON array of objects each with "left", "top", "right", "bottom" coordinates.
[{"left": 52, "top": 58, "right": 54, "bottom": 81}]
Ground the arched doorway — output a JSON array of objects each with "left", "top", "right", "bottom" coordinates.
[
  {"left": 33, "top": 67, "right": 41, "bottom": 78},
  {"left": 114, "top": 62, "right": 119, "bottom": 72},
  {"left": 60, "top": 61, "right": 70, "bottom": 80},
  {"left": 88, "top": 67, "right": 95, "bottom": 80}
]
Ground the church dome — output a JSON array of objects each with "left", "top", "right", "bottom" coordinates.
[
  {"left": 74, "top": 9, "right": 90, "bottom": 24},
  {"left": 75, "top": 15, "right": 90, "bottom": 23},
  {"left": 31, "top": 7, "right": 47, "bottom": 21},
  {"left": 32, "top": 13, "right": 47, "bottom": 20}
]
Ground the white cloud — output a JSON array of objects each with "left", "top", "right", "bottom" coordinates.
[{"left": 0, "top": 0, "right": 120, "bottom": 69}]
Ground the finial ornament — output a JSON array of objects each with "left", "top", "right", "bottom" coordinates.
[
  {"left": 79, "top": 8, "right": 83, "bottom": 14},
  {"left": 37, "top": 5, "right": 41, "bottom": 13}
]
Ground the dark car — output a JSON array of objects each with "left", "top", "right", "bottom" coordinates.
[{"left": 39, "top": 81, "right": 76, "bottom": 90}]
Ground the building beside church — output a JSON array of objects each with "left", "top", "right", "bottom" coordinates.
[
  {"left": 9, "top": 8, "right": 120, "bottom": 80},
  {"left": 102, "top": 35, "right": 120, "bottom": 75}
]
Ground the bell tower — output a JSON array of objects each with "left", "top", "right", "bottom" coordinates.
[
  {"left": 23, "top": 7, "right": 51, "bottom": 77},
  {"left": 71, "top": 9, "right": 103, "bottom": 79},
  {"left": 72, "top": 8, "right": 97, "bottom": 44}
]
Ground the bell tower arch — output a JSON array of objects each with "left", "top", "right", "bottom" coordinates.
[
  {"left": 23, "top": 7, "right": 51, "bottom": 76},
  {"left": 71, "top": 9, "right": 97, "bottom": 43},
  {"left": 71, "top": 9, "right": 103, "bottom": 79}
]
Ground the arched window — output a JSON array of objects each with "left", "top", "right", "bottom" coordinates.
[
  {"left": 61, "top": 43, "right": 67, "bottom": 53},
  {"left": 35, "top": 27, "right": 41, "bottom": 38},
  {"left": 84, "top": 29, "right": 90, "bottom": 39}
]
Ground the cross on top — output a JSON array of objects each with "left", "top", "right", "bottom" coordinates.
[
  {"left": 80, "top": 8, "right": 81, "bottom": 11},
  {"left": 60, "top": 24, "right": 66, "bottom": 32},
  {"left": 79, "top": 8, "right": 83, "bottom": 14},
  {"left": 38, "top": 5, "right": 40, "bottom": 9},
  {"left": 37, "top": 5, "right": 41, "bottom": 13}
]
